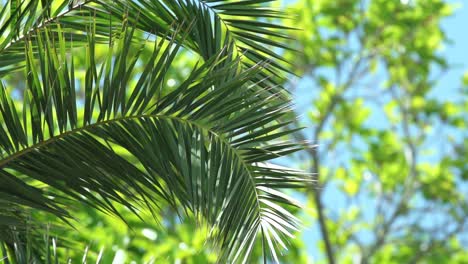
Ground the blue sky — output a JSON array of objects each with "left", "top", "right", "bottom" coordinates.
[{"left": 434, "top": 0, "right": 468, "bottom": 97}]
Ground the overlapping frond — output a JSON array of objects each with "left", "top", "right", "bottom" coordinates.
[
  {"left": 0, "top": 0, "right": 308, "bottom": 263},
  {"left": 98, "top": 0, "right": 296, "bottom": 94},
  {"left": 1, "top": 0, "right": 294, "bottom": 90}
]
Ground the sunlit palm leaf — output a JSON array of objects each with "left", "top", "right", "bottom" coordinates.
[
  {"left": 0, "top": 0, "right": 308, "bottom": 263},
  {"left": 0, "top": 0, "right": 294, "bottom": 87}
]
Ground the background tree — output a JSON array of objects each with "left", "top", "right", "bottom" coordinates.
[{"left": 282, "top": 0, "right": 468, "bottom": 263}]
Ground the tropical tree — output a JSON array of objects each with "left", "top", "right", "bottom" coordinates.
[{"left": 0, "top": 0, "right": 310, "bottom": 263}]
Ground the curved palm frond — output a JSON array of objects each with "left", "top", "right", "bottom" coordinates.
[
  {"left": 0, "top": 0, "right": 309, "bottom": 263},
  {"left": 91, "top": 0, "right": 297, "bottom": 94},
  {"left": 0, "top": 0, "right": 295, "bottom": 83}
]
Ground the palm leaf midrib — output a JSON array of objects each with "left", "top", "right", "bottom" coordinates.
[
  {"left": 1, "top": 0, "right": 288, "bottom": 74},
  {"left": 1, "top": 0, "right": 94, "bottom": 52},
  {"left": 0, "top": 113, "right": 211, "bottom": 168},
  {"left": 0, "top": 111, "right": 262, "bottom": 215}
]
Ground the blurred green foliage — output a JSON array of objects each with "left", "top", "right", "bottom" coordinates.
[{"left": 281, "top": 0, "right": 468, "bottom": 263}]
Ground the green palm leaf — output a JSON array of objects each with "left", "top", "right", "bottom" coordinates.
[{"left": 0, "top": 1, "right": 309, "bottom": 263}]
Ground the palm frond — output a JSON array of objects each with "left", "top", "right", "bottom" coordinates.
[
  {"left": 0, "top": 0, "right": 308, "bottom": 263},
  {"left": 98, "top": 0, "right": 296, "bottom": 95},
  {"left": 1, "top": 0, "right": 294, "bottom": 91}
]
